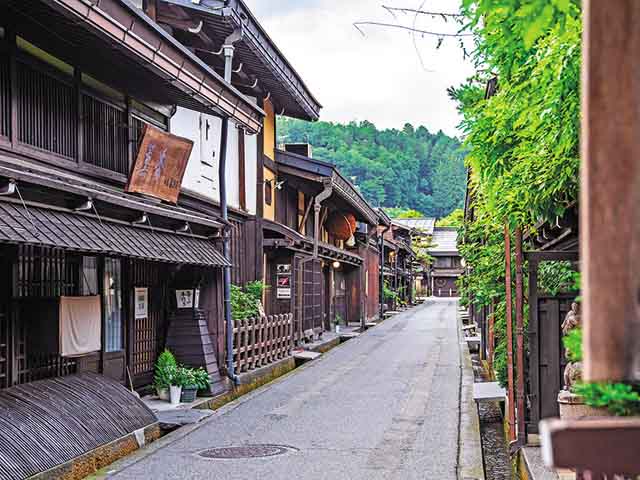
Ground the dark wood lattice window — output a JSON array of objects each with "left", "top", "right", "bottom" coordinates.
[
  {"left": 82, "top": 94, "right": 128, "bottom": 175},
  {"left": 17, "top": 61, "right": 77, "bottom": 159},
  {"left": 0, "top": 51, "right": 9, "bottom": 139},
  {"left": 130, "top": 260, "right": 167, "bottom": 382},
  {"left": 13, "top": 245, "right": 78, "bottom": 298}
]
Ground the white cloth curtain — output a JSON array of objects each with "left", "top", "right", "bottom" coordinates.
[{"left": 59, "top": 296, "right": 101, "bottom": 357}]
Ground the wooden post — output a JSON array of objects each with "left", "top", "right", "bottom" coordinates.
[
  {"left": 488, "top": 299, "right": 495, "bottom": 370},
  {"left": 581, "top": 0, "right": 640, "bottom": 382},
  {"left": 143, "top": 0, "right": 157, "bottom": 21},
  {"left": 504, "top": 224, "right": 516, "bottom": 441},
  {"left": 515, "top": 226, "right": 526, "bottom": 442}
]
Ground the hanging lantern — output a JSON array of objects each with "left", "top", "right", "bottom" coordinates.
[{"left": 325, "top": 211, "right": 356, "bottom": 241}]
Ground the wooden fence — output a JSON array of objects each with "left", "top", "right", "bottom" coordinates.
[{"left": 232, "top": 313, "right": 294, "bottom": 373}]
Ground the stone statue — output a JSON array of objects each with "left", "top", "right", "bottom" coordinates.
[
  {"left": 561, "top": 301, "right": 580, "bottom": 336},
  {"left": 562, "top": 301, "right": 582, "bottom": 390}
]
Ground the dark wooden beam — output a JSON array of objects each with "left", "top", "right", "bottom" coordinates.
[
  {"left": 143, "top": 0, "right": 158, "bottom": 21},
  {"left": 540, "top": 417, "right": 640, "bottom": 475}
]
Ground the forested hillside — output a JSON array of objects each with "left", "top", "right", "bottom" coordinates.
[{"left": 277, "top": 118, "right": 466, "bottom": 218}]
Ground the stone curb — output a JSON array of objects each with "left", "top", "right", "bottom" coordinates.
[{"left": 457, "top": 306, "right": 486, "bottom": 480}]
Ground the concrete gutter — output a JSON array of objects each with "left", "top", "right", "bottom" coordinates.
[{"left": 457, "top": 311, "right": 486, "bottom": 480}]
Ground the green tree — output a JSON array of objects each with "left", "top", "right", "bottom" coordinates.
[{"left": 277, "top": 118, "right": 465, "bottom": 217}]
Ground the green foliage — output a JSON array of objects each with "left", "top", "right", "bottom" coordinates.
[
  {"left": 384, "top": 207, "right": 425, "bottom": 219},
  {"left": 278, "top": 118, "right": 466, "bottom": 217},
  {"left": 153, "top": 349, "right": 177, "bottom": 389},
  {"left": 563, "top": 327, "right": 582, "bottom": 363},
  {"left": 454, "top": 1, "right": 582, "bottom": 390},
  {"left": 174, "top": 366, "right": 196, "bottom": 388},
  {"left": 573, "top": 382, "right": 640, "bottom": 417},
  {"left": 192, "top": 367, "right": 211, "bottom": 391},
  {"left": 231, "top": 281, "right": 267, "bottom": 320},
  {"left": 538, "top": 261, "right": 577, "bottom": 296},
  {"left": 383, "top": 281, "right": 399, "bottom": 304},
  {"left": 436, "top": 208, "right": 464, "bottom": 227}
]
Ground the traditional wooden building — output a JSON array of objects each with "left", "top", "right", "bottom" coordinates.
[
  {"left": 380, "top": 221, "right": 417, "bottom": 308},
  {"left": 427, "top": 227, "right": 463, "bottom": 297},
  {"left": 141, "top": 0, "right": 321, "bottom": 371},
  {"left": 0, "top": 0, "right": 277, "bottom": 476},
  {"left": 260, "top": 146, "right": 380, "bottom": 338},
  {"left": 393, "top": 217, "right": 435, "bottom": 297},
  {"left": 0, "top": 0, "right": 275, "bottom": 392}
]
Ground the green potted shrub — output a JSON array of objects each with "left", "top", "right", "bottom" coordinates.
[
  {"left": 193, "top": 367, "right": 211, "bottom": 395},
  {"left": 179, "top": 367, "right": 199, "bottom": 403},
  {"left": 169, "top": 365, "right": 187, "bottom": 405},
  {"left": 153, "top": 349, "right": 177, "bottom": 401}
]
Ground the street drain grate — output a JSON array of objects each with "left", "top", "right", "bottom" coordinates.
[{"left": 198, "top": 444, "right": 298, "bottom": 459}]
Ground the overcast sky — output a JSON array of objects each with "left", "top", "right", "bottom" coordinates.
[{"left": 243, "top": 0, "right": 475, "bottom": 137}]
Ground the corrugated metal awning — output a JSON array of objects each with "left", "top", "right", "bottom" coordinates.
[{"left": 0, "top": 202, "right": 229, "bottom": 267}]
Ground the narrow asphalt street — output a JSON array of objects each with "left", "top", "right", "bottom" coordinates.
[{"left": 108, "top": 299, "right": 479, "bottom": 480}]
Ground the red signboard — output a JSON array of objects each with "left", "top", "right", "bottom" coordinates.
[{"left": 126, "top": 125, "right": 193, "bottom": 203}]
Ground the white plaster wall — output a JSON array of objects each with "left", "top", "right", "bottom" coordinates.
[
  {"left": 172, "top": 107, "right": 218, "bottom": 201},
  {"left": 172, "top": 104, "right": 258, "bottom": 214},
  {"left": 244, "top": 129, "right": 258, "bottom": 215}
]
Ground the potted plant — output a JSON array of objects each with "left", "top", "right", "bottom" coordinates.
[
  {"left": 169, "top": 365, "right": 185, "bottom": 405},
  {"left": 193, "top": 367, "right": 211, "bottom": 396},
  {"left": 179, "top": 367, "right": 199, "bottom": 403},
  {"left": 334, "top": 314, "right": 342, "bottom": 333},
  {"left": 153, "top": 349, "right": 177, "bottom": 401}
]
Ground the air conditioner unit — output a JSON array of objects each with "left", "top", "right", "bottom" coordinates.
[{"left": 284, "top": 143, "right": 313, "bottom": 158}]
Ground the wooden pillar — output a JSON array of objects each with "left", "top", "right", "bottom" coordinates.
[
  {"left": 581, "top": 0, "right": 640, "bottom": 382},
  {"left": 504, "top": 224, "right": 516, "bottom": 441},
  {"left": 488, "top": 299, "right": 495, "bottom": 370},
  {"left": 515, "top": 226, "right": 526, "bottom": 442},
  {"left": 143, "top": 0, "right": 157, "bottom": 21}
]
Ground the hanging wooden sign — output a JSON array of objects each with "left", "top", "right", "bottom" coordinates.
[{"left": 126, "top": 125, "right": 193, "bottom": 203}]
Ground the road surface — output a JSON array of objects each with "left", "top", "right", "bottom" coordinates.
[{"left": 108, "top": 298, "right": 480, "bottom": 480}]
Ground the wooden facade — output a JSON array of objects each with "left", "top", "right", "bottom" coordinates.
[
  {"left": 0, "top": 1, "right": 251, "bottom": 395},
  {"left": 258, "top": 148, "right": 384, "bottom": 340}
]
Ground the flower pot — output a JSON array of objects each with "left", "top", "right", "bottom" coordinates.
[
  {"left": 156, "top": 387, "right": 170, "bottom": 401},
  {"left": 558, "top": 390, "right": 609, "bottom": 419},
  {"left": 180, "top": 385, "right": 198, "bottom": 403},
  {"left": 169, "top": 385, "right": 182, "bottom": 405},
  {"left": 335, "top": 325, "right": 340, "bottom": 334}
]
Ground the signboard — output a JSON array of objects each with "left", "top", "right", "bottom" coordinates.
[
  {"left": 126, "top": 125, "right": 194, "bottom": 203},
  {"left": 277, "top": 264, "right": 291, "bottom": 275},
  {"left": 134, "top": 287, "right": 148, "bottom": 319},
  {"left": 277, "top": 288, "right": 291, "bottom": 299},
  {"left": 276, "top": 263, "right": 291, "bottom": 299},
  {"left": 176, "top": 289, "right": 200, "bottom": 309}
]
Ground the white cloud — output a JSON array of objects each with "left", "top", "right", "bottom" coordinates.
[{"left": 244, "top": 0, "right": 475, "bottom": 136}]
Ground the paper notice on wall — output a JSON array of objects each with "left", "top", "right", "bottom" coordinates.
[{"left": 135, "top": 288, "right": 148, "bottom": 319}]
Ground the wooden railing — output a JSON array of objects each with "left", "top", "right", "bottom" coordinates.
[{"left": 232, "top": 314, "right": 294, "bottom": 373}]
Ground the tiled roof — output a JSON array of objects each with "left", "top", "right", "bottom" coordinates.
[
  {"left": 0, "top": 201, "right": 229, "bottom": 267},
  {"left": 429, "top": 227, "right": 459, "bottom": 254},
  {"left": 392, "top": 217, "right": 436, "bottom": 235}
]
